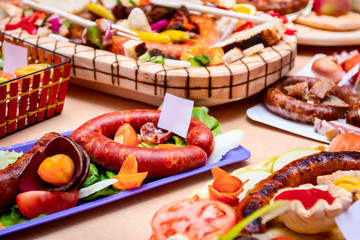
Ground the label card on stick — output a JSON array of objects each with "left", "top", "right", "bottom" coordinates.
[
  {"left": 157, "top": 93, "right": 194, "bottom": 138},
  {"left": 3, "top": 41, "right": 28, "bottom": 75},
  {"left": 335, "top": 199, "right": 360, "bottom": 240}
]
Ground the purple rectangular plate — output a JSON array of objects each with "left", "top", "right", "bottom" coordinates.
[{"left": 0, "top": 131, "right": 251, "bottom": 237}]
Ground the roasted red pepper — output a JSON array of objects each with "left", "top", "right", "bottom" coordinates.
[
  {"left": 5, "top": 12, "right": 43, "bottom": 35},
  {"left": 274, "top": 188, "right": 335, "bottom": 210},
  {"left": 284, "top": 28, "right": 297, "bottom": 35},
  {"left": 235, "top": 22, "right": 254, "bottom": 32}
]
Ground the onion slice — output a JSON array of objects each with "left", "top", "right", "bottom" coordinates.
[
  {"left": 150, "top": 19, "right": 169, "bottom": 33},
  {"left": 207, "top": 129, "right": 245, "bottom": 164},
  {"left": 48, "top": 33, "right": 69, "bottom": 42},
  {"left": 164, "top": 59, "right": 191, "bottom": 68},
  {"left": 79, "top": 179, "right": 119, "bottom": 199},
  {"left": 243, "top": 43, "right": 264, "bottom": 56}
]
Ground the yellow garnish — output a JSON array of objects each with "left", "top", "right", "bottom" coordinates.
[
  {"left": 232, "top": 4, "right": 257, "bottom": 15},
  {"left": 334, "top": 176, "right": 360, "bottom": 199}
]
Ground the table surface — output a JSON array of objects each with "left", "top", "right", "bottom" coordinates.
[{"left": 1, "top": 44, "right": 359, "bottom": 240}]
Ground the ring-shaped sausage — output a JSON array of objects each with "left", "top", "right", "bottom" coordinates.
[
  {"left": 70, "top": 109, "right": 215, "bottom": 178},
  {"left": 263, "top": 76, "right": 360, "bottom": 125}
]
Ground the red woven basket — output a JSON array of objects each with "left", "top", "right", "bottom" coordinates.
[{"left": 0, "top": 31, "right": 72, "bottom": 138}]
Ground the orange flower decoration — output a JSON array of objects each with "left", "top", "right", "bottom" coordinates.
[
  {"left": 208, "top": 167, "right": 248, "bottom": 206},
  {"left": 112, "top": 154, "right": 148, "bottom": 191},
  {"left": 180, "top": 44, "right": 224, "bottom": 66}
]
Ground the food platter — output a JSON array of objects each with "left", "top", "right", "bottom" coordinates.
[
  {"left": 296, "top": 23, "right": 360, "bottom": 46},
  {"left": 0, "top": 131, "right": 250, "bottom": 237},
  {"left": 0, "top": 16, "right": 297, "bottom": 107}
]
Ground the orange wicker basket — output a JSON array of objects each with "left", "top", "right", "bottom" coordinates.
[{"left": 0, "top": 31, "right": 72, "bottom": 137}]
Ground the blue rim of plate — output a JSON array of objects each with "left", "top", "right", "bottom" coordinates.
[{"left": 0, "top": 131, "right": 251, "bottom": 237}]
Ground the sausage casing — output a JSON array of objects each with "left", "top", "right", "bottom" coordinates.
[
  {"left": 70, "top": 109, "right": 214, "bottom": 178},
  {"left": 236, "top": 151, "right": 360, "bottom": 234}
]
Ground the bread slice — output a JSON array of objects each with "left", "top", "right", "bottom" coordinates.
[
  {"left": 123, "top": 40, "right": 147, "bottom": 59},
  {"left": 212, "top": 18, "right": 286, "bottom": 53},
  {"left": 284, "top": 81, "right": 308, "bottom": 100},
  {"left": 33, "top": 0, "right": 90, "bottom": 14},
  {"left": 306, "top": 77, "right": 335, "bottom": 102},
  {"left": 320, "top": 95, "right": 349, "bottom": 118},
  {"left": 295, "top": 11, "right": 360, "bottom": 31}
]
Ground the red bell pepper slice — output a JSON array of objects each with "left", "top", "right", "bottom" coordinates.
[{"left": 5, "top": 12, "right": 40, "bottom": 35}]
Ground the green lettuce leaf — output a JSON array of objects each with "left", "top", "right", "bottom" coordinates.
[
  {"left": 138, "top": 141, "right": 158, "bottom": 148},
  {"left": 0, "top": 205, "right": 28, "bottom": 227},
  {"left": 171, "top": 136, "right": 187, "bottom": 147},
  {"left": 80, "top": 185, "right": 119, "bottom": 201},
  {"left": 192, "top": 107, "right": 221, "bottom": 136},
  {"left": 81, "top": 163, "right": 119, "bottom": 201},
  {"left": 0, "top": 150, "right": 23, "bottom": 170},
  {"left": 138, "top": 136, "right": 188, "bottom": 148}
]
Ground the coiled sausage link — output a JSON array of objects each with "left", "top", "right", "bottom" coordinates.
[
  {"left": 70, "top": 110, "right": 214, "bottom": 178},
  {"left": 263, "top": 76, "right": 360, "bottom": 124},
  {"left": 236, "top": 151, "right": 360, "bottom": 234},
  {"left": 263, "top": 87, "right": 338, "bottom": 123}
]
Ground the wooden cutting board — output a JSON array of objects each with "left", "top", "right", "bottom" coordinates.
[{"left": 296, "top": 23, "right": 360, "bottom": 46}]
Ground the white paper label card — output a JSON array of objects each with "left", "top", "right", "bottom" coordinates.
[
  {"left": 157, "top": 93, "right": 194, "bottom": 138},
  {"left": 335, "top": 199, "right": 360, "bottom": 240},
  {"left": 3, "top": 41, "right": 28, "bottom": 75}
]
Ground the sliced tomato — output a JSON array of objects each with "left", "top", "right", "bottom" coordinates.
[
  {"left": 151, "top": 196, "right": 236, "bottom": 240},
  {"left": 114, "top": 123, "right": 140, "bottom": 146},
  {"left": 342, "top": 53, "right": 360, "bottom": 83},
  {"left": 16, "top": 190, "right": 79, "bottom": 219},
  {"left": 328, "top": 133, "right": 360, "bottom": 152}
]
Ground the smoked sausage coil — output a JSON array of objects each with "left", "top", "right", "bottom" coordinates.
[
  {"left": 0, "top": 132, "right": 60, "bottom": 208},
  {"left": 263, "top": 76, "right": 360, "bottom": 124},
  {"left": 70, "top": 109, "right": 215, "bottom": 178},
  {"left": 235, "top": 151, "right": 360, "bottom": 234},
  {"left": 263, "top": 87, "right": 338, "bottom": 123}
]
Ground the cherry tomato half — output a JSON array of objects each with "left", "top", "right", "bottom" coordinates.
[
  {"left": 114, "top": 123, "right": 139, "bottom": 146},
  {"left": 151, "top": 196, "right": 236, "bottom": 240},
  {"left": 17, "top": 190, "right": 79, "bottom": 219}
]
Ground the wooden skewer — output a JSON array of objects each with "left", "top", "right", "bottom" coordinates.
[
  {"left": 150, "top": 0, "right": 270, "bottom": 24},
  {"left": 22, "top": 0, "right": 139, "bottom": 40}
]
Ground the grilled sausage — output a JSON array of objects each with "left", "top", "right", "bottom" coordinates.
[
  {"left": 236, "top": 151, "right": 360, "bottom": 234},
  {"left": 145, "top": 42, "right": 190, "bottom": 59},
  {"left": 263, "top": 87, "right": 339, "bottom": 123},
  {"left": 70, "top": 109, "right": 214, "bottom": 178},
  {"left": 263, "top": 76, "right": 360, "bottom": 124},
  {"left": 0, "top": 132, "right": 60, "bottom": 208}
]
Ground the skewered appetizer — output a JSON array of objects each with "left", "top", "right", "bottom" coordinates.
[{"left": 1, "top": 0, "right": 292, "bottom": 67}]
